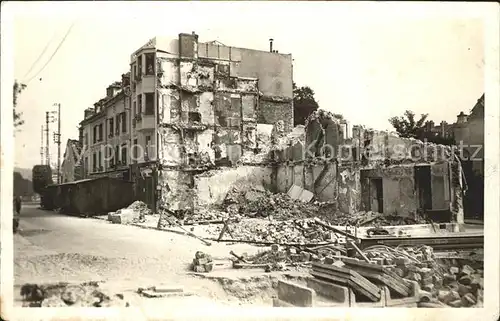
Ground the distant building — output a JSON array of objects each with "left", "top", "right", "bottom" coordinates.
[
  {"left": 60, "top": 139, "right": 83, "bottom": 183},
  {"left": 453, "top": 93, "right": 485, "bottom": 175}
]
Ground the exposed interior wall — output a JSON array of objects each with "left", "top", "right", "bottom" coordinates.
[
  {"left": 195, "top": 166, "right": 274, "bottom": 207},
  {"left": 156, "top": 34, "right": 294, "bottom": 212}
]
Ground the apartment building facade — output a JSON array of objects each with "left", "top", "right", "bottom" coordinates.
[{"left": 80, "top": 73, "right": 132, "bottom": 181}]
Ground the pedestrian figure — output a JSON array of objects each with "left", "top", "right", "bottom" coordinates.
[{"left": 14, "top": 195, "right": 22, "bottom": 214}]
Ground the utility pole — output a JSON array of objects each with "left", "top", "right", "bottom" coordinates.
[
  {"left": 45, "top": 112, "right": 50, "bottom": 166},
  {"left": 52, "top": 103, "right": 61, "bottom": 184},
  {"left": 40, "top": 125, "right": 45, "bottom": 164},
  {"left": 57, "top": 103, "right": 61, "bottom": 184}
]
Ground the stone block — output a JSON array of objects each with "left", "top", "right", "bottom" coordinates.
[
  {"left": 272, "top": 298, "right": 295, "bottom": 307},
  {"left": 277, "top": 280, "right": 315, "bottom": 307},
  {"left": 461, "top": 293, "right": 477, "bottom": 307},
  {"left": 443, "top": 273, "right": 456, "bottom": 285},
  {"left": 323, "top": 256, "right": 336, "bottom": 265},
  {"left": 457, "top": 284, "right": 471, "bottom": 297},
  {"left": 458, "top": 275, "right": 473, "bottom": 286},
  {"left": 460, "top": 265, "right": 475, "bottom": 276},
  {"left": 449, "top": 266, "right": 460, "bottom": 275},
  {"left": 153, "top": 286, "right": 184, "bottom": 293},
  {"left": 306, "top": 278, "right": 348, "bottom": 303}
]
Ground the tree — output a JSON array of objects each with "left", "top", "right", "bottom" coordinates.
[
  {"left": 293, "top": 82, "right": 319, "bottom": 126},
  {"left": 388, "top": 110, "right": 428, "bottom": 139},
  {"left": 389, "top": 110, "right": 455, "bottom": 145},
  {"left": 13, "top": 80, "right": 26, "bottom": 128},
  {"left": 14, "top": 171, "right": 34, "bottom": 198}
]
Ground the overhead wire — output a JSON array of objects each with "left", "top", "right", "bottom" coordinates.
[
  {"left": 25, "top": 21, "right": 76, "bottom": 84},
  {"left": 21, "top": 29, "right": 60, "bottom": 81}
]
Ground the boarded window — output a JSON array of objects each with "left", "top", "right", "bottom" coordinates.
[{"left": 145, "top": 93, "right": 155, "bottom": 115}]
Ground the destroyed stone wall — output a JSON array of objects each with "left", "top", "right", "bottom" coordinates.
[
  {"left": 156, "top": 42, "right": 294, "bottom": 213},
  {"left": 268, "top": 109, "right": 464, "bottom": 221}
]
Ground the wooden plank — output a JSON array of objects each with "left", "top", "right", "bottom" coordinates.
[
  {"left": 311, "top": 270, "right": 380, "bottom": 302},
  {"left": 342, "top": 258, "right": 410, "bottom": 288},
  {"left": 312, "top": 265, "right": 380, "bottom": 296},
  {"left": 344, "top": 266, "right": 410, "bottom": 297}
]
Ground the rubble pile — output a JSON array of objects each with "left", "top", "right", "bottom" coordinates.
[
  {"left": 127, "top": 201, "right": 153, "bottom": 216},
  {"left": 224, "top": 188, "right": 336, "bottom": 221},
  {"left": 352, "top": 245, "right": 484, "bottom": 307},
  {"left": 20, "top": 282, "right": 128, "bottom": 307},
  {"left": 191, "top": 251, "right": 214, "bottom": 273},
  {"left": 226, "top": 218, "right": 336, "bottom": 244}
]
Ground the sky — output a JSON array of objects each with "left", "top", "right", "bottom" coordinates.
[{"left": 9, "top": 2, "right": 485, "bottom": 170}]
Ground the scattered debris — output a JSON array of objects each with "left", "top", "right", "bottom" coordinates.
[
  {"left": 20, "top": 282, "right": 129, "bottom": 307},
  {"left": 191, "top": 251, "right": 214, "bottom": 273},
  {"left": 138, "top": 285, "right": 190, "bottom": 298}
]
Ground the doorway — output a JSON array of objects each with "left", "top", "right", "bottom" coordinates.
[
  {"left": 369, "top": 178, "right": 384, "bottom": 213},
  {"left": 414, "top": 165, "right": 432, "bottom": 211}
]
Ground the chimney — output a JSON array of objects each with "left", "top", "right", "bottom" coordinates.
[
  {"left": 457, "top": 111, "right": 468, "bottom": 124},
  {"left": 84, "top": 108, "right": 95, "bottom": 119},
  {"left": 269, "top": 38, "right": 274, "bottom": 52}
]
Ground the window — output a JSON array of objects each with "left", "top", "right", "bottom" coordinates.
[
  {"left": 121, "top": 144, "right": 128, "bottom": 164},
  {"left": 133, "top": 139, "right": 138, "bottom": 161},
  {"left": 189, "top": 112, "right": 201, "bottom": 122},
  {"left": 145, "top": 53, "right": 155, "bottom": 75},
  {"left": 93, "top": 126, "right": 97, "bottom": 144},
  {"left": 92, "top": 153, "right": 96, "bottom": 171},
  {"left": 121, "top": 112, "right": 127, "bottom": 133},
  {"left": 115, "top": 115, "right": 120, "bottom": 135},
  {"left": 109, "top": 118, "right": 114, "bottom": 137},
  {"left": 98, "top": 150, "right": 102, "bottom": 170},
  {"left": 145, "top": 135, "right": 151, "bottom": 159},
  {"left": 98, "top": 124, "right": 103, "bottom": 142},
  {"left": 133, "top": 101, "right": 136, "bottom": 116},
  {"left": 145, "top": 93, "right": 155, "bottom": 115},
  {"left": 137, "top": 55, "right": 142, "bottom": 77},
  {"left": 132, "top": 64, "right": 136, "bottom": 80},
  {"left": 115, "top": 146, "right": 119, "bottom": 164},
  {"left": 137, "top": 95, "right": 142, "bottom": 114}
]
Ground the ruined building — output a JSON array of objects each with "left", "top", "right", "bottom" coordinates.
[{"left": 128, "top": 33, "right": 294, "bottom": 211}]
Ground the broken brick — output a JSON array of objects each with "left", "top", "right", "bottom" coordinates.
[
  {"left": 443, "top": 273, "right": 456, "bottom": 285},
  {"left": 449, "top": 299, "right": 463, "bottom": 307},
  {"left": 458, "top": 275, "right": 473, "bottom": 286},
  {"left": 204, "top": 263, "right": 214, "bottom": 272},
  {"left": 457, "top": 284, "right": 471, "bottom": 297},
  {"left": 323, "top": 256, "right": 335, "bottom": 265},
  {"left": 194, "top": 265, "right": 206, "bottom": 273},
  {"left": 461, "top": 293, "right": 477, "bottom": 307},
  {"left": 449, "top": 266, "right": 460, "bottom": 275},
  {"left": 422, "top": 283, "right": 434, "bottom": 293},
  {"left": 460, "top": 265, "right": 475, "bottom": 276}
]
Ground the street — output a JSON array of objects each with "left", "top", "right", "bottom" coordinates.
[{"left": 14, "top": 205, "right": 266, "bottom": 307}]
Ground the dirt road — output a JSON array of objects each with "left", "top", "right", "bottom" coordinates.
[{"left": 14, "top": 205, "right": 269, "bottom": 307}]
